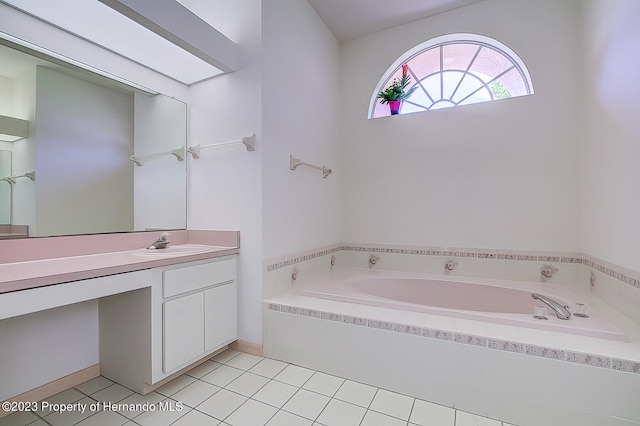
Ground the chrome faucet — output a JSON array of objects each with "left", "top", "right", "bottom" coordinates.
[
  {"left": 148, "top": 232, "right": 171, "bottom": 250},
  {"left": 531, "top": 293, "right": 571, "bottom": 320}
]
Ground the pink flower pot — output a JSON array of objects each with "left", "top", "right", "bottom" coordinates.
[{"left": 389, "top": 100, "right": 402, "bottom": 115}]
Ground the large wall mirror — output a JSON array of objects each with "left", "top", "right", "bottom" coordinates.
[{"left": 0, "top": 40, "right": 187, "bottom": 239}]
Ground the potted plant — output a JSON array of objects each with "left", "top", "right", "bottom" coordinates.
[{"left": 377, "top": 64, "right": 417, "bottom": 115}]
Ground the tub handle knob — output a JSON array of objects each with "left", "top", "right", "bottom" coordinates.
[
  {"left": 540, "top": 263, "right": 558, "bottom": 282},
  {"left": 444, "top": 259, "right": 458, "bottom": 274}
]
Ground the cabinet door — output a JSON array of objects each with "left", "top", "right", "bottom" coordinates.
[
  {"left": 204, "top": 282, "right": 238, "bottom": 352},
  {"left": 163, "top": 292, "right": 204, "bottom": 373}
]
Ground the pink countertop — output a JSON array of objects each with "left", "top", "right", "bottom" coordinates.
[{"left": 0, "top": 230, "right": 239, "bottom": 294}]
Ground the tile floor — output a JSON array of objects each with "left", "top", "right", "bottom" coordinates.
[{"left": 1, "top": 350, "right": 517, "bottom": 426}]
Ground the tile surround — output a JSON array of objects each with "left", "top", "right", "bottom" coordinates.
[
  {"left": 265, "top": 243, "right": 639, "bottom": 292},
  {"left": 266, "top": 302, "right": 640, "bottom": 374}
]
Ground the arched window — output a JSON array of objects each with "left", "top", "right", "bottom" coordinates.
[{"left": 369, "top": 34, "right": 534, "bottom": 118}]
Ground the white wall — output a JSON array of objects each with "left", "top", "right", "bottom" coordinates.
[
  {"left": 581, "top": 0, "right": 640, "bottom": 273},
  {"left": 185, "top": 0, "right": 342, "bottom": 344},
  {"left": 262, "top": 0, "right": 343, "bottom": 259},
  {"left": 184, "top": 0, "right": 263, "bottom": 344},
  {"left": 0, "top": 76, "right": 14, "bottom": 115},
  {"left": 340, "top": 0, "right": 582, "bottom": 252},
  {"left": 0, "top": 301, "right": 98, "bottom": 401}
]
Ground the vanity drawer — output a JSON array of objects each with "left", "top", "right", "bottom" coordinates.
[{"left": 163, "top": 258, "right": 236, "bottom": 298}]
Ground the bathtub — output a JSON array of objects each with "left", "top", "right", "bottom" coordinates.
[{"left": 296, "top": 268, "right": 627, "bottom": 342}]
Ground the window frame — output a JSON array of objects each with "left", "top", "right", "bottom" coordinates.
[{"left": 368, "top": 33, "right": 534, "bottom": 118}]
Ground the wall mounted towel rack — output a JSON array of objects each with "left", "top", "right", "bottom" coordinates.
[
  {"left": 188, "top": 133, "right": 256, "bottom": 159},
  {"left": 290, "top": 155, "right": 332, "bottom": 179},
  {"left": 0, "top": 171, "right": 35, "bottom": 184},
  {"left": 129, "top": 147, "right": 184, "bottom": 167}
]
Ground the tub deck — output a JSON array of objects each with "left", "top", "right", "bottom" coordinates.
[
  {"left": 295, "top": 268, "right": 628, "bottom": 342},
  {"left": 266, "top": 268, "right": 640, "bottom": 369}
]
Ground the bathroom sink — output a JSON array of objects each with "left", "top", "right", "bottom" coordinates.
[{"left": 131, "top": 244, "right": 215, "bottom": 257}]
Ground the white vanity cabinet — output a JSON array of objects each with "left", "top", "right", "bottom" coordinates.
[
  {"left": 99, "top": 256, "right": 237, "bottom": 393},
  {"left": 163, "top": 292, "right": 205, "bottom": 372},
  {"left": 161, "top": 257, "right": 237, "bottom": 372}
]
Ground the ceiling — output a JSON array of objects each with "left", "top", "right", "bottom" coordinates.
[
  {"left": 0, "top": 0, "right": 486, "bottom": 85},
  {"left": 307, "top": 0, "right": 486, "bottom": 42}
]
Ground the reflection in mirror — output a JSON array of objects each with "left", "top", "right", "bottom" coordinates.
[
  {"left": 0, "top": 150, "right": 11, "bottom": 223},
  {"left": 0, "top": 41, "right": 187, "bottom": 238}
]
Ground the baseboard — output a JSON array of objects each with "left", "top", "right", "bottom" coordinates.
[
  {"left": 230, "top": 340, "right": 263, "bottom": 356},
  {"left": 0, "top": 341, "right": 262, "bottom": 419},
  {"left": 0, "top": 364, "right": 100, "bottom": 419}
]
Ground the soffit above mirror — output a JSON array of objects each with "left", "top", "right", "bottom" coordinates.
[{"left": 0, "top": 0, "right": 237, "bottom": 85}]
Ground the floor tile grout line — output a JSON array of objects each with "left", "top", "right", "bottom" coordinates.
[
  {"left": 279, "top": 386, "right": 319, "bottom": 421},
  {"left": 313, "top": 389, "right": 334, "bottom": 425},
  {"left": 52, "top": 395, "right": 100, "bottom": 426},
  {"left": 186, "top": 372, "right": 295, "bottom": 424},
  {"left": 185, "top": 359, "right": 224, "bottom": 379},
  {"left": 366, "top": 407, "right": 416, "bottom": 424},
  {"left": 162, "top": 402, "right": 202, "bottom": 426},
  {"left": 24, "top": 406, "right": 51, "bottom": 425},
  {"left": 357, "top": 387, "right": 381, "bottom": 426},
  {"left": 217, "top": 393, "right": 251, "bottom": 425},
  {"left": 407, "top": 398, "right": 417, "bottom": 425},
  {"left": 96, "top": 375, "right": 372, "bottom": 426},
  {"left": 188, "top": 374, "right": 279, "bottom": 413},
  {"left": 257, "top": 377, "right": 302, "bottom": 411}
]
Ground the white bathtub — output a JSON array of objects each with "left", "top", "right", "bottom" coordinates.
[{"left": 296, "top": 269, "right": 627, "bottom": 342}]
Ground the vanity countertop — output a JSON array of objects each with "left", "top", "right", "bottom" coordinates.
[{"left": 0, "top": 230, "right": 239, "bottom": 294}]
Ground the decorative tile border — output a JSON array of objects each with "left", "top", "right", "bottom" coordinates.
[
  {"left": 525, "top": 345, "right": 565, "bottom": 360},
  {"left": 612, "top": 358, "right": 640, "bottom": 374},
  {"left": 454, "top": 333, "right": 487, "bottom": 347},
  {"left": 582, "top": 258, "right": 640, "bottom": 289},
  {"left": 266, "top": 244, "right": 640, "bottom": 292},
  {"left": 337, "top": 245, "right": 583, "bottom": 264},
  {"left": 488, "top": 338, "right": 525, "bottom": 353},
  {"left": 267, "top": 302, "right": 640, "bottom": 374},
  {"left": 566, "top": 351, "right": 612, "bottom": 368},
  {"left": 266, "top": 247, "right": 340, "bottom": 272}
]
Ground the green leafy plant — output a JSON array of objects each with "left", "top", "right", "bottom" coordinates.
[
  {"left": 377, "top": 64, "right": 417, "bottom": 104},
  {"left": 490, "top": 81, "right": 512, "bottom": 99}
]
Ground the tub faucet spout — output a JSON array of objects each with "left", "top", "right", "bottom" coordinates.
[{"left": 531, "top": 293, "right": 571, "bottom": 320}]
